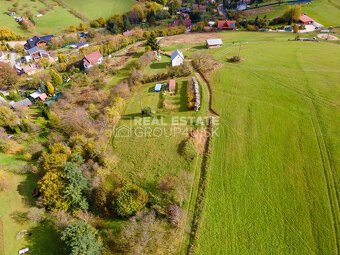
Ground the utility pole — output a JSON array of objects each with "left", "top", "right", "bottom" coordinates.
[{"left": 237, "top": 42, "right": 248, "bottom": 59}]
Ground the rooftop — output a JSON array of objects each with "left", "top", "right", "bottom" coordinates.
[
  {"left": 206, "top": 38, "right": 223, "bottom": 45},
  {"left": 171, "top": 50, "right": 184, "bottom": 60}
]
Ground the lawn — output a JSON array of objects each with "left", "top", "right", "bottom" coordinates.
[
  {"left": 0, "top": 0, "right": 82, "bottom": 36},
  {"left": 0, "top": 153, "right": 64, "bottom": 255},
  {"left": 144, "top": 55, "right": 171, "bottom": 76},
  {"left": 106, "top": 71, "right": 209, "bottom": 251},
  {"left": 0, "top": 153, "right": 63, "bottom": 255},
  {"left": 33, "top": 5, "right": 82, "bottom": 35},
  {"left": 194, "top": 32, "right": 340, "bottom": 254},
  {"left": 64, "top": 0, "right": 135, "bottom": 20},
  {"left": 110, "top": 76, "right": 209, "bottom": 190},
  {"left": 247, "top": 0, "right": 340, "bottom": 26}
]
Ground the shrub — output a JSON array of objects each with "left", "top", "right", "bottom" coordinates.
[
  {"left": 227, "top": 56, "right": 241, "bottom": 63},
  {"left": 158, "top": 174, "right": 179, "bottom": 193},
  {"left": 0, "top": 170, "right": 9, "bottom": 192},
  {"left": 192, "top": 51, "right": 217, "bottom": 74},
  {"left": 114, "top": 183, "right": 148, "bottom": 217},
  {"left": 166, "top": 204, "right": 182, "bottom": 227},
  {"left": 180, "top": 138, "right": 197, "bottom": 160},
  {"left": 27, "top": 207, "right": 45, "bottom": 223},
  {"left": 186, "top": 78, "right": 195, "bottom": 110},
  {"left": 142, "top": 106, "right": 153, "bottom": 116}
]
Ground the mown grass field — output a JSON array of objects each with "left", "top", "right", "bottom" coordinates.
[
  {"left": 64, "top": 0, "right": 134, "bottom": 20},
  {"left": 0, "top": 0, "right": 133, "bottom": 36},
  {"left": 193, "top": 32, "right": 340, "bottom": 254},
  {"left": 0, "top": 0, "right": 82, "bottom": 36},
  {"left": 247, "top": 0, "right": 340, "bottom": 26},
  {"left": 0, "top": 154, "right": 64, "bottom": 255}
]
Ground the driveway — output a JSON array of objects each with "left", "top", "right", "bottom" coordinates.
[{"left": 6, "top": 41, "right": 26, "bottom": 48}]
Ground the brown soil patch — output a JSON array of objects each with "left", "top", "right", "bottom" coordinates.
[
  {"left": 160, "top": 33, "right": 222, "bottom": 47},
  {"left": 241, "top": 6, "right": 274, "bottom": 17},
  {"left": 190, "top": 129, "right": 208, "bottom": 155},
  {"left": 317, "top": 33, "right": 339, "bottom": 41}
]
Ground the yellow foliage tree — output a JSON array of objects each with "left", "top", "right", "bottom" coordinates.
[
  {"left": 46, "top": 82, "right": 54, "bottom": 96},
  {"left": 38, "top": 171, "right": 70, "bottom": 211}
]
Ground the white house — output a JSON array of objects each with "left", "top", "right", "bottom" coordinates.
[
  {"left": 171, "top": 49, "right": 184, "bottom": 67},
  {"left": 83, "top": 51, "right": 103, "bottom": 70}
]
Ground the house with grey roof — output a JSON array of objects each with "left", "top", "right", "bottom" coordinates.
[
  {"left": 25, "top": 46, "right": 50, "bottom": 62},
  {"left": 171, "top": 50, "right": 184, "bottom": 67}
]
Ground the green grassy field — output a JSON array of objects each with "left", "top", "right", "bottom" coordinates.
[
  {"left": 111, "top": 77, "right": 209, "bottom": 191},
  {"left": 107, "top": 72, "right": 209, "bottom": 251},
  {"left": 0, "top": 0, "right": 133, "bottom": 36},
  {"left": 247, "top": 0, "right": 340, "bottom": 26},
  {"left": 0, "top": 154, "right": 64, "bottom": 255},
  {"left": 0, "top": 0, "right": 82, "bottom": 36},
  {"left": 33, "top": 5, "right": 82, "bottom": 35},
  {"left": 193, "top": 32, "right": 340, "bottom": 254},
  {"left": 144, "top": 55, "right": 171, "bottom": 76},
  {"left": 64, "top": 0, "right": 134, "bottom": 20}
]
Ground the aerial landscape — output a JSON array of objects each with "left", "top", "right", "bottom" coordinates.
[{"left": 0, "top": 0, "right": 339, "bottom": 254}]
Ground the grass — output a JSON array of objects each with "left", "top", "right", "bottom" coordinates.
[
  {"left": 106, "top": 69, "right": 209, "bottom": 250},
  {"left": 110, "top": 76, "right": 208, "bottom": 190},
  {"left": 0, "top": 0, "right": 82, "bottom": 36},
  {"left": 108, "top": 52, "right": 143, "bottom": 88},
  {"left": 194, "top": 32, "right": 340, "bottom": 254},
  {"left": 144, "top": 55, "right": 171, "bottom": 76},
  {"left": 247, "top": 0, "right": 340, "bottom": 26},
  {"left": 0, "top": 153, "right": 64, "bottom": 255},
  {"left": 33, "top": 5, "right": 82, "bottom": 35},
  {"left": 63, "top": 0, "right": 135, "bottom": 20},
  {"left": 0, "top": 0, "right": 133, "bottom": 36}
]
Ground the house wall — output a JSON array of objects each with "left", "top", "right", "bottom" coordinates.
[
  {"left": 207, "top": 44, "right": 222, "bottom": 49},
  {"left": 172, "top": 56, "right": 183, "bottom": 66}
]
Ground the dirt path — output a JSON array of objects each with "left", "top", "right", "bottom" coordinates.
[{"left": 0, "top": 216, "right": 5, "bottom": 255}]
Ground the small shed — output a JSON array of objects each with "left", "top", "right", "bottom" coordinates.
[
  {"left": 169, "top": 80, "right": 176, "bottom": 93},
  {"left": 206, "top": 38, "right": 223, "bottom": 49},
  {"left": 155, "top": 84, "right": 162, "bottom": 92}
]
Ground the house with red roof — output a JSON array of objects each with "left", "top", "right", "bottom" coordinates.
[
  {"left": 217, "top": 20, "right": 236, "bottom": 30},
  {"left": 83, "top": 51, "right": 103, "bottom": 70},
  {"left": 299, "top": 14, "right": 314, "bottom": 25},
  {"left": 184, "top": 16, "right": 192, "bottom": 31},
  {"left": 123, "top": 30, "right": 134, "bottom": 37}
]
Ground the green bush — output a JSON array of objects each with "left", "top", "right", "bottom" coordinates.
[
  {"left": 181, "top": 138, "right": 197, "bottom": 160},
  {"left": 114, "top": 183, "right": 148, "bottom": 217}
]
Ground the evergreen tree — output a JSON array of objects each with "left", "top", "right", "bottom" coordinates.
[
  {"left": 146, "top": 32, "right": 159, "bottom": 51},
  {"left": 123, "top": 14, "right": 132, "bottom": 31},
  {"left": 61, "top": 221, "right": 102, "bottom": 255},
  {"left": 63, "top": 162, "right": 89, "bottom": 211}
]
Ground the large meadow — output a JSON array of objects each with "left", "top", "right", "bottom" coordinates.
[
  {"left": 64, "top": 0, "right": 134, "bottom": 20},
  {"left": 0, "top": 0, "right": 133, "bottom": 36},
  {"left": 192, "top": 32, "right": 340, "bottom": 254}
]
